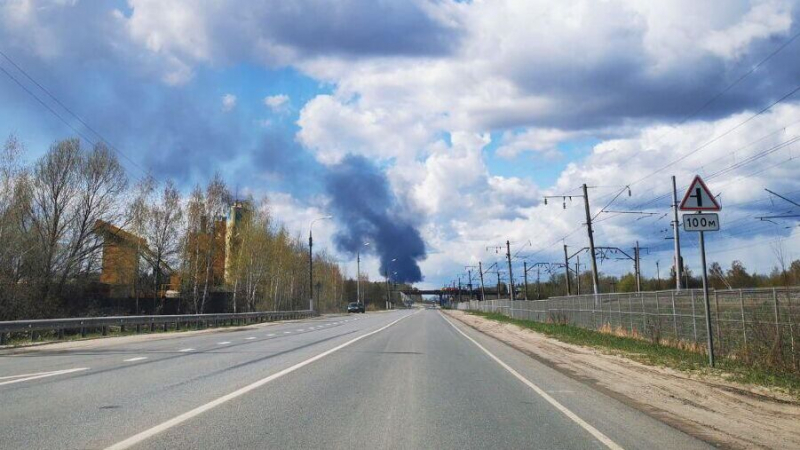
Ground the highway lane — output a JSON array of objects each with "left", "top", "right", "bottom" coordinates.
[
  {"left": 0, "top": 312, "right": 394, "bottom": 449},
  {"left": 0, "top": 309, "right": 712, "bottom": 449}
]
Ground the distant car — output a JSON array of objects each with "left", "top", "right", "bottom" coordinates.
[{"left": 347, "top": 302, "right": 365, "bottom": 313}]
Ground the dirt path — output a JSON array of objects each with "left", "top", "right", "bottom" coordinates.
[{"left": 445, "top": 310, "right": 800, "bottom": 450}]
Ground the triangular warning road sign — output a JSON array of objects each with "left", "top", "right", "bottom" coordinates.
[{"left": 679, "top": 176, "right": 720, "bottom": 211}]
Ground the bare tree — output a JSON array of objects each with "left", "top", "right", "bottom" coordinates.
[{"left": 145, "top": 180, "right": 183, "bottom": 312}]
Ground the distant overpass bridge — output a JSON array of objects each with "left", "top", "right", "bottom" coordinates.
[{"left": 397, "top": 288, "right": 505, "bottom": 301}]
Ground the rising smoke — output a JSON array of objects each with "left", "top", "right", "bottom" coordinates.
[{"left": 325, "top": 155, "right": 426, "bottom": 283}]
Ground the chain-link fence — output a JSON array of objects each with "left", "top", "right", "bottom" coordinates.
[{"left": 456, "top": 287, "right": 800, "bottom": 371}]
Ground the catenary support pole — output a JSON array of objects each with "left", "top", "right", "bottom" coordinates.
[
  {"left": 672, "top": 175, "right": 684, "bottom": 290},
  {"left": 479, "top": 261, "right": 486, "bottom": 301},
  {"left": 582, "top": 184, "right": 600, "bottom": 298},
  {"left": 523, "top": 261, "right": 529, "bottom": 300},
  {"left": 563, "top": 244, "right": 571, "bottom": 295},
  {"left": 506, "top": 240, "right": 515, "bottom": 301}
]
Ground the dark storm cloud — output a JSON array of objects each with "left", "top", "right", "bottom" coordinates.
[
  {"left": 257, "top": 0, "right": 459, "bottom": 57},
  {"left": 325, "top": 155, "right": 426, "bottom": 283},
  {"left": 500, "top": 14, "right": 800, "bottom": 131}
]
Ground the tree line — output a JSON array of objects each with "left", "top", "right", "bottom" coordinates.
[
  {"left": 0, "top": 135, "right": 394, "bottom": 320},
  {"left": 509, "top": 258, "right": 800, "bottom": 300}
]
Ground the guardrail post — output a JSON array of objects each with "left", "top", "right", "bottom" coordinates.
[
  {"left": 0, "top": 332, "right": 7, "bottom": 345},
  {"left": 136, "top": 323, "right": 141, "bottom": 334},
  {"left": 80, "top": 321, "right": 86, "bottom": 338},
  {"left": 31, "top": 331, "right": 38, "bottom": 342},
  {"left": 150, "top": 321, "right": 156, "bottom": 332},
  {"left": 163, "top": 322, "right": 168, "bottom": 332},
  {"left": 58, "top": 328, "right": 64, "bottom": 340},
  {"left": 102, "top": 326, "right": 108, "bottom": 336},
  {"left": 176, "top": 320, "right": 181, "bottom": 331},
  {"left": 120, "top": 324, "right": 126, "bottom": 333}
]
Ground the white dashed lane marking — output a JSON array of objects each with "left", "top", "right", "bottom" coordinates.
[
  {"left": 217, "top": 342, "right": 231, "bottom": 345},
  {"left": 123, "top": 357, "right": 147, "bottom": 362},
  {"left": 178, "top": 348, "right": 194, "bottom": 352},
  {"left": 266, "top": 333, "right": 276, "bottom": 337},
  {"left": 0, "top": 368, "right": 89, "bottom": 386},
  {"left": 245, "top": 337, "right": 256, "bottom": 340}
]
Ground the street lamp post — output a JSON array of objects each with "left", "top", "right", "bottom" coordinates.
[
  {"left": 357, "top": 242, "right": 370, "bottom": 307},
  {"left": 308, "top": 215, "right": 333, "bottom": 313},
  {"left": 385, "top": 258, "right": 396, "bottom": 310}
]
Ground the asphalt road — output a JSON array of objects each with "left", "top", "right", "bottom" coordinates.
[{"left": 0, "top": 309, "right": 712, "bottom": 449}]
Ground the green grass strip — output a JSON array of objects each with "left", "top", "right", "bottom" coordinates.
[{"left": 466, "top": 310, "right": 800, "bottom": 396}]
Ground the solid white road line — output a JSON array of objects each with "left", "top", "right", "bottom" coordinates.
[
  {"left": 217, "top": 341, "right": 231, "bottom": 345},
  {"left": 441, "top": 314, "right": 623, "bottom": 450},
  {"left": 123, "top": 357, "right": 147, "bottom": 362},
  {"left": 0, "top": 368, "right": 89, "bottom": 386},
  {"left": 178, "top": 348, "right": 194, "bottom": 353},
  {"left": 106, "top": 310, "right": 418, "bottom": 450}
]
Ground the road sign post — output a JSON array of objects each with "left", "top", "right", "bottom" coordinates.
[{"left": 679, "top": 175, "right": 720, "bottom": 367}]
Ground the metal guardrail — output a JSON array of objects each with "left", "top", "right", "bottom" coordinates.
[{"left": 0, "top": 310, "right": 315, "bottom": 345}]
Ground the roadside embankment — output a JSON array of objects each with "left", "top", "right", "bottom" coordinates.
[{"left": 444, "top": 309, "right": 800, "bottom": 450}]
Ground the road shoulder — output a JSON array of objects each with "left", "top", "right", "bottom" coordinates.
[{"left": 444, "top": 309, "right": 800, "bottom": 450}]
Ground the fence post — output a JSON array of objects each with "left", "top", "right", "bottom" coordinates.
[
  {"left": 640, "top": 293, "right": 646, "bottom": 336},
  {"left": 691, "top": 290, "right": 698, "bottom": 343},
  {"left": 773, "top": 288, "right": 781, "bottom": 341},
  {"left": 714, "top": 290, "right": 722, "bottom": 354},
  {"left": 671, "top": 291, "right": 678, "bottom": 341},
  {"left": 739, "top": 290, "right": 747, "bottom": 350},
  {"left": 628, "top": 295, "right": 633, "bottom": 333},
  {"left": 0, "top": 332, "right": 6, "bottom": 345}
]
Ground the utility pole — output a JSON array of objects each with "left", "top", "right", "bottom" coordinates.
[
  {"left": 478, "top": 262, "right": 486, "bottom": 301},
  {"left": 656, "top": 260, "right": 662, "bottom": 290},
  {"left": 308, "top": 232, "right": 314, "bottom": 312},
  {"left": 672, "top": 175, "right": 683, "bottom": 290},
  {"left": 576, "top": 255, "right": 581, "bottom": 295},
  {"left": 523, "top": 261, "right": 529, "bottom": 300},
  {"left": 356, "top": 251, "right": 361, "bottom": 305},
  {"left": 506, "top": 240, "right": 515, "bottom": 301},
  {"left": 536, "top": 265, "right": 541, "bottom": 299},
  {"left": 563, "top": 244, "right": 571, "bottom": 295},
  {"left": 582, "top": 183, "right": 600, "bottom": 297},
  {"left": 634, "top": 241, "right": 641, "bottom": 293},
  {"left": 466, "top": 268, "right": 473, "bottom": 301},
  {"left": 496, "top": 272, "right": 501, "bottom": 300},
  {"left": 458, "top": 276, "right": 462, "bottom": 303}
]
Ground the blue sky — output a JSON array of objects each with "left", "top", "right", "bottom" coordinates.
[{"left": 2, "top": 0, "right": 800, "bottom": 287}]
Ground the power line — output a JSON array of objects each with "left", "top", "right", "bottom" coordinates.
[{"left": 0, "top": 49, "right": 154, "bottom": 184}]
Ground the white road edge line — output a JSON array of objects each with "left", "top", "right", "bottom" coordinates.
[
  {"left": 105, "top": 310, "right": 419, "bottom": 450},
  {"left": 0, "top": 368, "right": 89, "bottom": 386},
  {"left": 123, "top": 357, "right": 147, "bottom": 362},
  {"left": 440, "top": 314, "right": 624, "bottom": 450}
]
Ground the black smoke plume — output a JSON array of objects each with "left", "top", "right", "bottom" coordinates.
[{"left": 325, "top": 155, "right": 426, "bottom": 283}]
